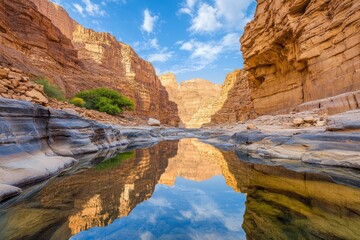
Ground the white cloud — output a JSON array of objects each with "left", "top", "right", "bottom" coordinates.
[
  {"left": 73, "top": 3, "right": 85, "bottom": 17},
  {"left": 167, "top": 33, "right": 240, "bottom": 74},
  {"left": 148, "top": 50, "right": 173, "bottom": 63},
  {"left": 179, "top": 8, "right": 192, "bottom": 15},
  {"left": 150, "top": 38, "right": 160, "bottom": 50},
  {"left": 215, "top": 0, "right": 254, "bottom": 28},
  {"left": 179, "top": 0, "right": 198, "bottom": 15},
  {"left": 189, "top": 3, "right": 222, "bottom": 33},
  {"left": 82, "top": 0, "right": 106, "bottom": 16},
  {"left": 72, "top": 0, "right": 106, "bottom": 17},
  {"left": 180, "top": 42, "right": 193, "bottom": 51},
  {"left": 186, "top": 0, "right": 197, "bottom": 9},
  {"left": 147, "top": 197, "right": 172, "bottom": 208},
  {"left": 142, "top": 9, "right": 158, "bottom": 33},
  {"left": 140, "top": 231, "right": 154, "bottom": 240},
  {"left": 187, "top": 0, "right": 255, "bottom": 33},
  {"left": 181, "top": 33, "right": 240, "bottom": 62}
]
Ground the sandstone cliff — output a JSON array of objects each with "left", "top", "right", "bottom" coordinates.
[
  {"left": 189, "top": 70, "right": 256, "bottom": 127},
  {"left": 241, "top": 0, "right": 360, "bottom": 116},
  {"left": 159, "top": 73, "right": 221, "bottom": 128},
  {"left": 204, "top": 0, "right": 360, "bottom": 125},
  {"left": 0, "top": 0, "right": 179, "bottom": 125}
]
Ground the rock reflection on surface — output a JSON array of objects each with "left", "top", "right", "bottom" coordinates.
[
  {"left": 222, "top": 152, "right": 360, "bottom": 240},
  {"left": 0, "top": 139, "right": 359, "bottom": 240}
]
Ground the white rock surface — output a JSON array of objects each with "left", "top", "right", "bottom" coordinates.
[
  {"left": 0, "top": 184, "right": 22, "bottom": 202},
  {"left": 148, "top": 118, "right": 161, "bottom": 126}
]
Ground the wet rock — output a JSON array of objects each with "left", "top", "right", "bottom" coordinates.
[{"left": 0, "top": 184, "right": 22, "bottom": 202}]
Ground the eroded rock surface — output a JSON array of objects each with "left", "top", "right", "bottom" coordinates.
[
  {"left": 0, "top": 0, "right": 179, "bottom": 125},
  {"left": 241, "top": 0, "right": 360, "bottom": 116},
  {"left": 208, "top": 0, "right": 360, "bottom": 125},
  {"left": 159, "top": 73, "right": 221, "bottom": 128}
]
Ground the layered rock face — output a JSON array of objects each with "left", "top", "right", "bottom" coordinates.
[
  {"left": 241, "top": 0, "right": 360, "bottom": 116},
  {"left": 159, "top": 73, "right": 221, "bottom": 128},
  {"left": 0, "top": 0, "right": 179, "bottom": 125},
  {"left": 209, "top": 70, "right": 256, "bottom": 125}
]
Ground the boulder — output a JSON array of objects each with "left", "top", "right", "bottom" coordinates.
[
  {"left": 304, "top": 116, "right": 315, "bottom": 123},
  {"left": 25, "top": 89, "right": 48, "bottom": 104},
  {"left": 247, "top": 124, "right": 258, "bottom": 130},
  {"left": 148, "top": 118, "right": 161, "bottom": 126},
  {"left": 0, "top": 68, "right": 9, "bottom": 78},
  {"left": 293, "top": 118, "right": 304, "bottom": 126}
]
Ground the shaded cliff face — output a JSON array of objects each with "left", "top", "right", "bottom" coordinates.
[
  {"left": 241, "top": 0, "right": 360, "bottom": 116},
  {"left": 203, "top": 70, "right": 256, "bottom": 125},
  {"left": 0, "top": 0, "right": 179, "bottom": 125},
  {"left": 159, "top": 73, "right": 221, "bottom": 128},
  {"left": 0, "top": 141, "right": 178, "bottom": 240}
]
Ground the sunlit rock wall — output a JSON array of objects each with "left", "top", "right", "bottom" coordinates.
[
  {"left": 159, "top": 73, "right": 221, "bottom": 128},
  {"left": 241, "top": 0, "right": 360, "bottom": 115},
  {"left": 0, "top": 0, "right": 179, "bottom": 125}
]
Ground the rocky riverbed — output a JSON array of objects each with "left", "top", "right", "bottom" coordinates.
[{"left": 1, "top": 98, "right": 360, "bottom": 202}]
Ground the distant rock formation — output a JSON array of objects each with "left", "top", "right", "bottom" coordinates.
[
  {"left": 206, "top": 0, "right": 360, "bottom": 125},
  {"left": 0, "top": 0, "right": 179, "bottom": 125},
  {"left": 159, "top": 73, "right": 221, "bottom": 128}
]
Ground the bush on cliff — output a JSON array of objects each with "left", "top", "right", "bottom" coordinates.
[
  {"left": 34, "top": 78, "right": 65, "bottom": 101},
  {"left": 70, "top": 97, "right": 85, "bottom": 107},
  {"left": 75, "top": 88, "right": 135, "bottom": 115}
]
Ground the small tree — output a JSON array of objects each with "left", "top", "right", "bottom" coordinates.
[{"left": 75, "top": 88, "right": 135, "bottom": 115}]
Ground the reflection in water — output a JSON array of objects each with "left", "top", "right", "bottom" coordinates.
[{"left": 0, "top": 139, "right": 359, "bottom": 240}]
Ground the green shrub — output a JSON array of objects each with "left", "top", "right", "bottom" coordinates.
[
  {"left": 70, "top": 97, "right": 85, "bottom": 107},
  {"left": 34, "top": 78, "right": 65, "bottom": 101},
  {"left": 75, "top": 87, "right": 135, "bottom": 115},
  {"left": 95, "top": 151, "right": 134, "bottom": 170}
]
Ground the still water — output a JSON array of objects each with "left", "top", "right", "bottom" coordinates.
[{"left": 0, "top": 138, "right": 360, "bottom": 240}]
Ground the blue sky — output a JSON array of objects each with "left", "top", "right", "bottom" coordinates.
[
  {"left": 51, "top": 0, "right": 256, "bottom": 84},
  {"left": 71, "top": 176, "right": 247, "bottom": 240}
]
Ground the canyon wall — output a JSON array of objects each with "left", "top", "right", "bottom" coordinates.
[
  {"left": 0, "top": 0, "right": 179, "bottom": 125},
  {"left": 210, "top": 70, "right": 255, "bottom": 124},
  {"left": 241, "top": 0, "right": 360, "bottom": 116},
  {"left": 205, "top": 0, "right": 360, "bottom": 125},
  {"left": 159, "top": 73, "right": 221, "bottom": 127}
]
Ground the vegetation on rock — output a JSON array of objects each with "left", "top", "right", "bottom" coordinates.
[
  {"left": 70, "top": 97, "right": 85, "bottom": 107},
  {"left": 95, "top": 151, "right": 134, "bottom": 170},
  {"left": 75, "top": 88, "right": 135, "bottom": 115},
  {"left": 34, "top": 78, "right": 65, "bottom": 101}
]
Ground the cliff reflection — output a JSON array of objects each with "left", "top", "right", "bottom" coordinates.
[
  {"left": 221, "top": 152, "right": 360, "bottom": 240},
  {"left": 0, "top": 139, "right": 360, "bottom": 240},
  {"left": 0, "top": 140, "right": 179, "bottom": 240}
]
